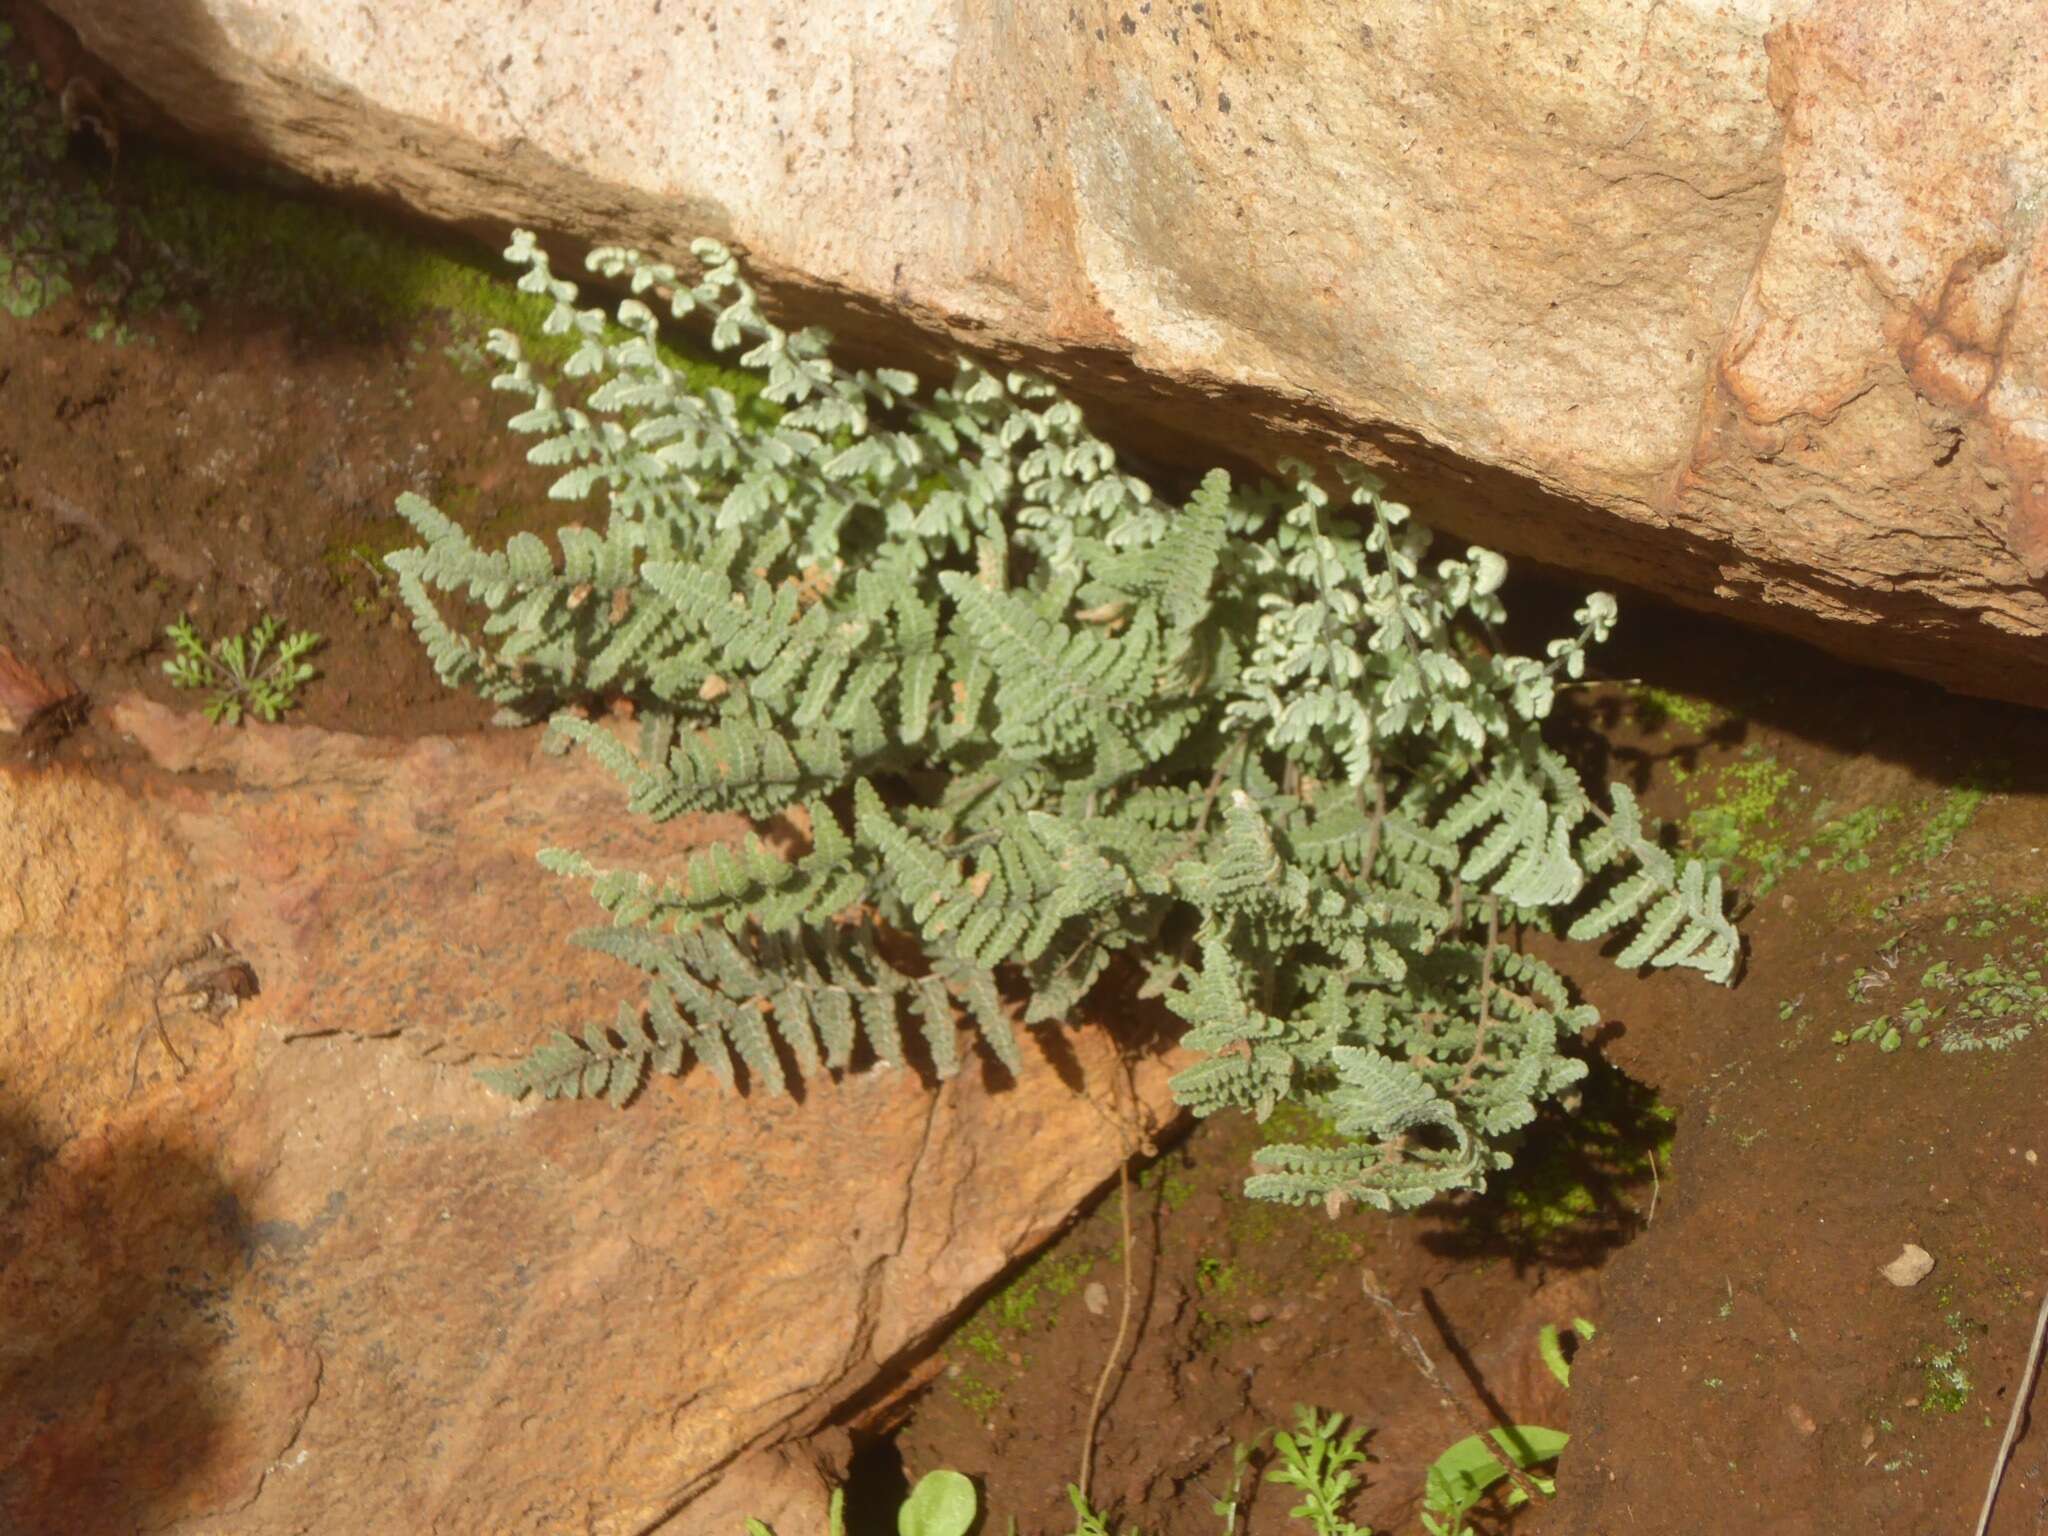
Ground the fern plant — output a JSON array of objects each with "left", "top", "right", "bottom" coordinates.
[{"left": 388, "top": 229, "right": 1738, "bottom": 1210}]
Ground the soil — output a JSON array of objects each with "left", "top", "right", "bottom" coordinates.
[
  {"left": 863, "top": 621, "right": 2048, "bottom": 1536},
  {"left": 4, "top": 32, "right": 2046, "bottom": 1536}
]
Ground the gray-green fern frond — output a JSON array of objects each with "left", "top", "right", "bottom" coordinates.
[{"left": 399, "top": 229, "right": 1740, "bottom": 1211}]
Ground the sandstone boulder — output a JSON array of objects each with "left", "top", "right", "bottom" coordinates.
[
  {"left": 0, "top": 702, "right": 1181, "bottom": 1534},
  {"left": 33, "top": 0, "right": 2048, "bottom": 703}
]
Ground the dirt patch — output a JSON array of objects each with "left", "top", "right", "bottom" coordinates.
[
  {"left": 0, "top": 9, "right": 723, "bottom": 762},
  {"left": 867, "top": 1061, "right": 1658, "bottom": 1535},
  {"left": 865, "top": 618, "right": 2048, "bottom": 1536}
]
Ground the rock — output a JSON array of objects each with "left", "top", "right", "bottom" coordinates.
[
  {"left": 1084, "top": 1281, "right": 1110, "bottom": 1317},
  {"left": 1880, "top": 1243, "right": 1936, "bottom": 1287},
  {"left": 0, "top": 645, "right": 78, "bottom": 738},
  {"left": 34, "top": 0, "right": 2048, "bottom": 705},
  {"left": 0, "top": 700, "right": 1185, "bottom": 1534}
]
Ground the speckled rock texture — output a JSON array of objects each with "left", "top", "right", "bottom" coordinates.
[
  {"left": 35, "top": 0, "right": 2048, "bottom": 703},
  {"left": 0, "top": 702, "right": 1181, "bottom": 1534}
]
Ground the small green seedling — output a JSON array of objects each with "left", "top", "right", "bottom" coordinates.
[
  {"left": 163, "top": 613, "right": 320, "bottom": 724},
  {"left": 1419, "top": 1426, "right": 1568, "bottom": 1536},
  {"left": 1420, "top": 1320, "right": 1585, "bottom": 1536},
  {"left": 1063, "top": 1483, "right": 1138, "bottom": 1536},
  {"left": 1266, "top": 1406, "right": 1373, "bottom": 1536},
  {"left": 743, "top": 1470, "right": 976, "bottom": 1536},
  {"left": 1211, "top": 1434, "right": 1268, "bottom": 1533},
  {"left": 896, "top": 1470, "right": 977, "bottom": 1536},
  {"left": 1538, "top": 1316, "right": 1597, "bottom": 1388}
]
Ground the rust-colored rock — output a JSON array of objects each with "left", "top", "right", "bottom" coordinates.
[
  {"left": 0, "top": 645, "right": 78, "bottom": 739},
  {"left": 31, "top": 0, "right": 2048, "bottom": 702},
  {"left": 0, "top": 702, "right": 1183, "bottom": 1533}
]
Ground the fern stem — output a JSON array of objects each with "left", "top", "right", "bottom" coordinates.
[
  {"left": 1457, "top": 896, "right": 1503, "bottom": 1093},
  {"left": 1357, "top": 772, "right": 1388, "bottom": 880},
  {"left": 1173, "top": 735, "right": 1250, "bottom": 861}
]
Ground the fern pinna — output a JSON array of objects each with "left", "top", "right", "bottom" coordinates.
[{"left": 389, "top": 230, "right": 1738, "bottom": 1211}]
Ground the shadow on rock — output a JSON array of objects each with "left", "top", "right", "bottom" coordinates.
[{"left": 0, "top": 1094, "right": 272, "bottom": 1532}]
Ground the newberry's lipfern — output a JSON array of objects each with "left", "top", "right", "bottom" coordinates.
[{"left": 390, "top": 230, "right": 1739, "bottom": 1211}]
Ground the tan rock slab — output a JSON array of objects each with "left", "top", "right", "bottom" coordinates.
[{"left": 0, "top": 700, "right": 1183, "bottom": 1533}]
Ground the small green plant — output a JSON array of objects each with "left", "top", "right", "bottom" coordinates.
[
  {"left": 1811, "top": 803, "right": 1901, "bottom": 874},
  {"left": 162, "top": 614, "right": 321, "bottom": 724},
  {"left": 1266, "top": 1406, "right": 1372, "bottom": 1536},
  {"left": 1418, "top": 1425, "right": 1567, "bottom": 1536},
  {"left": 1833, "top": 945, "right": 2045, "bottom": 1055},
  {"left": 1063, "top": 1485, "right": 1138, "bottom": 1536},
  {"left": 1417, "top": 1322, "right": 1581, "bottom": 1536},
  {"left": 1902, "top": 785, "right": 1985, "bottom": 869},
  {"left": 1537, "top": 1316, "right": 1596, "bottom": 1387},
  {"left": 396, "top": 230, "right": 1741, "bottom": 1210},
  {"left": 745, "top": 1470, "right": 975, "bottom": 1536},
  {"left": 1210, "top": 1436, "right": 1265, "bottom": 1533}
]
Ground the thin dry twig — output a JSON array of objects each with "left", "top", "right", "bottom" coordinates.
[
  {"left": 1075, "top": 1064, "right": 1157, "bottom": 1511},
  {"left": 1977, "top": 1288, "right": 2048, "bottom": 1536},
  {"left": 1078, "top": 1154, "right": 1136, "bottom": 1506},
  {"left": 1360, "top": 1268, "right": 1543, "bottom": 1505}
]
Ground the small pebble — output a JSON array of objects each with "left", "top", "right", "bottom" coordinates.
[
  {"left": 1786, "top": 1403, "right": 1817, "bottom": 1435},
  {"left": 1880, "top": 1243, "right": 1935, "bottom": 1287},
  {"left": 1083, "top": 1281, "right": 1109, "bottom": 1317},
  {"left": 1247, "top": 1302, "right": 1273, "bottom": 1324},
  {"left": 1860, "top": 1424, "right": 1876, "bottom": 1449}
]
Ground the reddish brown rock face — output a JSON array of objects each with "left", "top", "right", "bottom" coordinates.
[
  {"left": 0, "top": 703, "right": 1182, "bottom": 1533},
  {"left": 31, "top": 0, "right": 2048, "bottom": 703}
]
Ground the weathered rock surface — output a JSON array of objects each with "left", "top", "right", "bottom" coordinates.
[
  {"left": 36, "top": 0, "right": 2048, "bottom": 703},
  {"left": 0, "top": 702, "right": 1182, "bottom": 1534}
]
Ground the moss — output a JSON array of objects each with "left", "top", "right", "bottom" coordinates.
[
  {"left": 1138, "top": 1160, "right": 1198, "bottom": 1213},
  {"left": 1898, "top": 785, "right": 1987, "bottom": 870},
  {"left": 1308, "top": 1226, "right": 1368, "bottom": 1272},
  {"left": 1498, "top": 1077, "right": 1674, "bottom": 1241},
  {"left": 0, "top": 39, "right": 773, "bottom": 411},
  {"left": 949, "top": 1243, "right": 1105, "bottom": 1377},
  {"left": 1682, "top": 752, "right": 1808, "bottom": 894},
  {"left": 1917, "top": 1309, "right": 1982, "bottom": 1414},
  {"left": 943, "top": 1368, "right": 1003, "bottom": 1420},
  {"left": 1194, "top": 1256, "right": 1241, "bottom": 1299},
  {"left": 1631, "top": 686, "right": 1720, "bottom": 735},
  {"left": 0, "top": 29, "right": 119, "bottom": 322},
  {"left": 1811, "top": 803, "right": 1903, "bottom": 874},
  {"left": 128, "top": 151, "right": 767, "bottom": 404}
]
